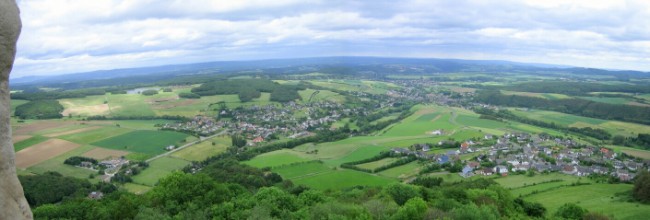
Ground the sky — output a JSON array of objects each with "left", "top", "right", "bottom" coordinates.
[{"left": 11, "top": 0, "right": 650, "bottom": 78}]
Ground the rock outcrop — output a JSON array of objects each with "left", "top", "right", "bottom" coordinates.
[{"left": 0, "top": 0, "right": 33, "bottom": 219}]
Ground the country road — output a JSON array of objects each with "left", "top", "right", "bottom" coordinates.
[{"left": 146, "top": 130, "right": 228, "bottom": 163}]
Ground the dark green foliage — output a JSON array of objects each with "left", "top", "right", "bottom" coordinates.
[
  {"left": 18, "top": 172, "right": 97, "bottom": 207},
  {"left": 500, "top": 81, "right": 650, "bottom": 96},
  {"left": 63, "top": 156, "right": 98, "bottom": 166},
  {"left": 14, "top": 100, "right": 64, "bottom": 119},
  {"left": 475, "top": 107, "right": 612, "bottom": 140},
  {"left": 475, "top": 90, "right": 650, "bottom": 125},
  {"left": 384, "top": 183, "right": 421, "bottom": 206},
  {"left": 147, "top": 172, "right": 234, "bottom": 215},
  {"left": 555, "top": 203, "right": 587, "bottom": 219},
  {"left": 633, "top": 170, "right": 650, "bottom": 203},
  {"left": 411, "top": 176, "right": 443, "bottom": 188},
  {"left": 141, "top": 89, "right": 159, "bottom": 96},
  {"left": 11, "top": 88, "right": 106, "bottom": 101},
  {"left": 200, "top": 159, "right": 283, "bottom": 189},
  {"left": 231, "top": 135, "right": 247, "bottom": 147},
  {"left": 515, "top": 198, "right": 546, "bottom": 217},
  {"left": 191, "top": 79, "right": 303, "bottom": 102},
  {"left": 178, "top": 92, "right": 200, "bottom": 99},
  {"left": 392, "top": 197, "right": 427, "bottom": 220}
]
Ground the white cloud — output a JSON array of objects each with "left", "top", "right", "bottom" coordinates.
[{"left": 11, "top": 0, "right": 650, "bottom": 78}]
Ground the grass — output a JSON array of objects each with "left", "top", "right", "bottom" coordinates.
[
  {"left": 608, "top": 145, "right": 650, "bottom": 160},
  {"left": 525, "top": 184, "right": 650, "bottom": 220},
  {"left": 59, "top": 126, "right": 131, "bottom": 144},
  {"left": 299, "top": 89, "right": 346, "bottom": 103},
  {"left": 291, "top": 169, "right": 397, "bottom": 190},
  {"left": 132, "top": 157, "right": 190, "bottom": 186},
  {"left": 112, "top": 120, "right": 174, "bottom": 130},
  {"left": 25, "top": 145, "right": 98, "bottom": 181},
  {"left": 272, "top": 161, "right": 333, "bottom": 179},
  {"left": 243, "top": 149, "right": 312, "bottom": 168},
  {"left": 377, "top": 161, "right": 421, "bottom": 179},
  {"left": 14, "top": 135, "right": 49, "bottom": 152},
  {"left": 123, "top": 183, "right": 152, "bottom": 194},
  {"left": 579, "top": 96, "right": 632, "bottom": 104},
  {"left": 356, "top": 158, "right": 399, "bottom": 170},
  {"left": 494, "top": 173, "right": 586, "bottom": 189},
  {"left": 171, "top": 136, "right": 230, "bottom": 161},
  {"left": 91, "top": 130, "right": 189, "bottom": 155}
]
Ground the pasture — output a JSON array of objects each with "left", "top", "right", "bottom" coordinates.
[
  {"left": 132, "top": 157, "right": 190, "bottom": 186},
  {"left": 272, "top": 161, "right": 333, "bottom": 179},
  {"left": 82, "top": 147, "right": 130, "bottom": 160},
  {"left": 525, "top": 184, "right": 650, "bottom": 220},
  {"left": 243, "top": 149, "right": 312, "bottom": 168},
  {"left": 92, "top": 130, "right": 189, "bottom": 155},
  {"left": 171, "top": 136, "right": 230, "bottom": 161},
  {"left": 290, "top": 169, "right": 397, "bottom": 190},
  {"left": 13, "top": 135, "right": 48, "bottom": 152},
  {"left": 511, "top": 108, "right": 650, "bottom": 136}
]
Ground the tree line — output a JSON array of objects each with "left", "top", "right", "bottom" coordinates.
[
  {"left": 474, "top": 90, "right": 650, "bottom": 125},
  {"left": 190, "top": 79, "right": 304, "bottom": 102}
]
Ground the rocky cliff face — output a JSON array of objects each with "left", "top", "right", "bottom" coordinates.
[{"left": 0, "top": 0, "right": 33, "bottom": 219}]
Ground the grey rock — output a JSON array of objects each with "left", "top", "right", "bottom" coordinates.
[{"left": 0, "top": 0, "right": 33, "bottom": 219}]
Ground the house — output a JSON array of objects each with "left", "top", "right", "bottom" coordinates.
[
  {"left": 80, "top": 161, "right": 94, "bottom": 168},
  {"left": 484, "top": 134, "right": 493, "bottom": 140},
  {"left": 165, "top": 145, "right": 175, "bottom": 151},
  {"left": 461, "top": 166, "right": 474, "bottom": 178},
  {"left": 88, "top": 191, "right": 104, "bottom": 200},
  {"left": 468, "top": 161, "right": 480, "bottom": 169},
  {"left": 252, "top": 136, "right": 265, "bottom": 143},
  {"left": 438, "top": 155, "right": 450, "bottom": 164},
  {"left": 562, "top": 165, "right": 577, "bottom": 175},
  {"left": 422, "top": 145, "right": 431, "bottom": 152},
  {"left": 392, "top": 148, "right": 412, "bottom": 155},
  {"left": 480, "top": 167, "right": 494, "bottom": 176},
  {"left": 494, "top": 165, "right": 509, "bottom": 175},
  {"left": 431, "top": 130, "right": 443, "bottom": 135}
]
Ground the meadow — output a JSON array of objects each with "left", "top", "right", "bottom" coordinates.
[
  {"left": 132, "top": 156, "right": 190, "bottom": 186},
  {"left": 171, "top": 136, "right": 230, "bottom": 161},
  {"left": 91, "top": 130, "right": 189, "bottom": 155}
]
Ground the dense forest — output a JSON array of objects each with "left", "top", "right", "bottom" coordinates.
[
  {"left": 491, "top": 81, "right": 650, "bottom": 96},
  {"left": 14, "top": 100, "right": 64, "bottom": 119},
  {"left": 474, "top": 90, "right": 650, "bottom": 125},
  {"left": 190, "top": 79, "right": 304, "bottom": 102}
]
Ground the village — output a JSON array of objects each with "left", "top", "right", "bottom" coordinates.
[{"left": 391, "top": 132, "right": 648, "bottom": 182}]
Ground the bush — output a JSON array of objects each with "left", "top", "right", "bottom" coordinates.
[
  {"left": 141, "top": 90, "right": 159, "bottom": 96},
  {"left": 554, "top": 203, "right": 586, "bottom": 220},
  {"left": 179, "top": 92, "right": 201, "bottom": 99}
]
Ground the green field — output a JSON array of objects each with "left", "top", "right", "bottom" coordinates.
[
  {"left": 171, "top": 136, "right": 230, "bottom": 161},
  {"left": 579, "top": 96, "right": 633, "bottom": 104},
  {"left": 356, "top": 158, "right": 399, "bottom": 170},
  {"left": 272, "top": 161, "right": 333, "bottom": 179},
  {"left": 299, "top": 89, "right": 346, "bottom": 103},
  {"left": 291, "top": 169, "right": 397, "bottom": 190},
  {"left": 525, "top": 184, "right": 650, "bottom": 220},
  {"left": 91, "top": 130, "right": 189, "bottom": 155},
  {"left": 14, "top": 135, "right": 48, "bottom": 152},
  {"left": 132, "top": 157, "right": 190, "bottom": 186},
  {"left": 59, "top": 126, "right": 131, "bottom": 144},
  {"left": 123, "top": 183, "right": 152, "bottom": 194},
  {"left": 243, "top": 149, "right": 312, "bottom": 168},
  {"left": 377, "top": 161, "right": 421, "bottom": 179}
]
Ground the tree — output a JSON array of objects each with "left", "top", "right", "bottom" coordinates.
[
  {"left": 384, "top": 184, "right": 420, "bottom": 206},
  {"left": 633, "top": 170, "right": 650, "bottom": 203},
  {"left": 612, "top": 135, "right": 626, "bottom": 145},
  {"left": 392, "top": 197, "right": 427, "bottom": 220},
  {"left": 554, "top": 203, "right": 586, "bottom": 220}
]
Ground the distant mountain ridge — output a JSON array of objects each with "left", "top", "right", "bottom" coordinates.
[{"left": 10, "top": 56, "right": 650, "bottom": 87}]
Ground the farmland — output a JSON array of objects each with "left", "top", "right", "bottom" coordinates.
[
  {"left": 91, "top": 130, "right": 189, "bottom": 155},
  {"left": 132, "top": 157, "right": 190, "bottom": 186},
  {"left": 171, "top": 136, "right": 230, "bottom": 161}
]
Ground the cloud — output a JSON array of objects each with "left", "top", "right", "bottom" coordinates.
[{"left": 12, "top": 0, "right": 650, "bottom": 78}]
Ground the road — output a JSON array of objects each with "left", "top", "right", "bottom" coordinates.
[{"left": 146, "top": 130, "right": 228, "bottom": 163}]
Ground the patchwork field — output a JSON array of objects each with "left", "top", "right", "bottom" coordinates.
[
  {"left": 82, "top": 147, "right": 130, "bottom": 160},
  {"left": 91, "top": 130, "right": 189, "bottom": 155},
  {"left": 15, "top": 139, "right": 81, "bottom": 168}
]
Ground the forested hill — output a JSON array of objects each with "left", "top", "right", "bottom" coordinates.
[{"left": 11, "top": 57, "right": 650, "bottom": 90}]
